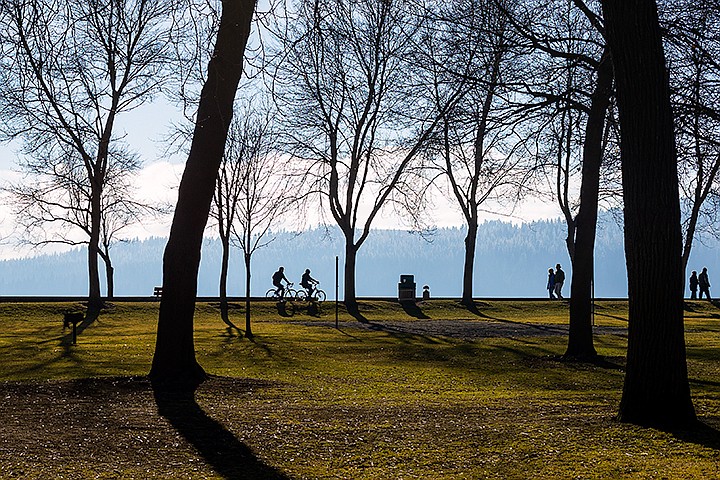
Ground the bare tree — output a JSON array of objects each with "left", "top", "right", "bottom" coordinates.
[
  {"left": 212, "top": 97, "right": 292, "bottom": 337},
  {"left": 663, "top": 0, "right": 720, "bottom": 275},
  {"left": 0, "top": 0, "right": 177, "bottom": 307},
  {"left": 423, "top": 0, "right": 530, "bottom": 305},
  {"left": 150, "top": 0, "right": 256, "bottom": 390},
  {"left": 602, "top": 0, "right": 696, "bottom": 428},
  {"left": 5, "top": 147, "right": 156, "bottom": 298},
  {"left": 272, "top": 0, "right": 463, "bottom": 313},
  {"left": 501, "top": 0, "right": 617, "bottom": 358}
]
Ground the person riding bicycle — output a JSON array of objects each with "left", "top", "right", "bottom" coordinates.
[
  {"left": 300, "top": 268, "right": 319, "bottom": 298},
  {"left": 272, "top": 266, "right": 290, "bottom": 299}
]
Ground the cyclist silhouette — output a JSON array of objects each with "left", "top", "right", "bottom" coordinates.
[
  {"left": 300, "top": 268, "right": 319, "bottom": 298},
  {"left": 272, "top": 266, "right": 290, "bottom": 299}
]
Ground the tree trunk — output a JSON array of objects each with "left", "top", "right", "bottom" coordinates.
[
  {"left": 88, "top": 185, "right": 103, "bottom": 309},
  {"left": 461, "top": 221, "right": 478, "bottom": 305},
  {"left": 244, "top": 252, "right": 252, "bottom": 338},
  {"left": 97, "top": 249, "right": 114, "bottom": 300},
  {"left": 219, "top": 234, "right": 231, "bottom": 327},
  {"left": 149, "top": 0, "right": 255, "bottom": 391},
  {"left": 105, "top": 261, "right": 114, "bottom": 300},
  {"left": 565, "top": 50, "right": 613, "bottom": 359},
  {"left": 343, "top": 236, "right": 359, "bottom": 315},
  {"left": 219, "top": 235, "right": 230, "bottom": 299},
  {"left": 602, "top": 0, "right": 696, "bottom": 427}
]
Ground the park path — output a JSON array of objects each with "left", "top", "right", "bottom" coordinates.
[{"left": 292, "top": 319, "right": 627, "bottom": 341}]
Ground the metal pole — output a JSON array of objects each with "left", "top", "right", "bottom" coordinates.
[{"left": 335, "top": 255, "right": 339, "bottom": 329}]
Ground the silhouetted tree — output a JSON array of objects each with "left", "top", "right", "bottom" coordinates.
[
  {"left": 425, "top": 0, "right": 528, "bottom": 305},
  {"left": 662, "top": 0, "right": 720, "bottom": 275},
  {"left": 501, "top": 0, "right": 616, "bottom": 358},
  {"left": 0, "top": 0, "right": 176, "bottom": 306},
  {"left": 564, "top": 48, "right": 612, "bottom": 358},
  {"left": 602, "top": 0, "right": 696, "bottom": 427},
  {"left": 272, "top": 0, "right": 463, "bottom": 312},
  {"left": 211, "top": 97, "right": 292, "bottom": 337},
  {"left": 150, "top": 0, "right": 256, "bottom": 390}
]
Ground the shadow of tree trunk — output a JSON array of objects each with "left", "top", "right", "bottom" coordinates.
[
  {"left": 153, "top": 387, "right": 291, "bottom": 480},
  {"left": 219, "top": 301, "right": 243, "bottom": 334},
  {"left": 400, "top": 302, "right": 430, "bottom": 319},
  {"left": 345, "top": 301, "right": 368, "bottom": 323}
]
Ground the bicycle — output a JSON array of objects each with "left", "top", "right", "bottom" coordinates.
[
  {"left": 296, "top": 283, "right": 326, "bottom": 303},
  {"left": 265, "top": 282, "right": 302, "bottom": 301}
]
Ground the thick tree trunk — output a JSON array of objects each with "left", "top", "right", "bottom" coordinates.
[
  {"left": 88, "top": 186, "right": 103, "bottom": 309},
  {"left": 565, "top": 50, "right": 613, "bottom": 359},
  {"left": 149, "top": 0, "right": 255, "bottom": 391},
  {"left": 461, "top": 221, "right": 478, "bottom": 305},
  {"left": 244, "top": 252, "right": 252, "bottom": 338},
  {"left": 602, "top": 0, "right": 696, "bottom": 427},
  {"left": 343, "top": 237, "right": 359, "bottom": 314}
]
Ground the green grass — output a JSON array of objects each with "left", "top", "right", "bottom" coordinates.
[{"left": 1, "top": 299, "right": 720, "bottom": 478}]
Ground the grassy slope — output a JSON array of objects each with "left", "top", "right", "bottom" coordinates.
[{"left": 1, "top": 300, "right": 720, "bottom": 479}]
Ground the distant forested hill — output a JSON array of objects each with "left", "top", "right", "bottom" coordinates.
[{"left": 2, "top": 215, "right": 719, "bottom": 298}]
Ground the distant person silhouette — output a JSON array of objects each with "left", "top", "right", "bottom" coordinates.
[
  {"left": 553, "top": 264, "right": 565, "bottom": 299},
  {"left": 689, "top": 270, "right": 698, "bottom": 299},
  {"left": 547, "top": 268, "right": 556, "bottom": 299},
  {"left": 300, "top": 268, "right": 319, "bottom": 298},
  {"left": 699, "top": 267, "right": 711, "bottom": 300},
  {"left": 272, "top": 266, "right": 290, "bottom": 299}
]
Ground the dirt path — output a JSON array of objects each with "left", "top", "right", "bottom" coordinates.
[{"left": 291, "top": 319, "right": 627, "bottom": 341}]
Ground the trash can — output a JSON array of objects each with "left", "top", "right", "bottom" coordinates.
[{"left": 398, "top": 274, "right": 416, "bottom": 302}]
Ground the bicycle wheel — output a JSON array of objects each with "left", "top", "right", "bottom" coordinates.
[
  {"left": 295, "top": 290, "right": 308, "bottom": 301},
  {"left": 315, "top": 290, "right": 326, "bottom": 303},
  {"left": 265, "top": 288, "right": 278, "bottom": 299}
]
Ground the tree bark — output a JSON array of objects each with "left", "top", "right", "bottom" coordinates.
[
  {"left": 461, "top": 221, "right": 478, "bottom": 305},
  {"left": 219, "top": 234, "right": 231, "bottom": 327},
  {"left": 343, "top": 236, "right": 359, "bottom": 315},
  {"left": 244, "top": 251, "right": 253, "bottom": 338},
  {"left": 88, "top": 184, "right": 103, "bottom": 308},
  {"left": 565, "top": 49, "right": 613, "bottom": 359},
  {"left": 602, "top": 0, "right": 696, "bottom": 427},
  {"left": 105, "top": 262, "right": 114, "bottom": 300},
  {"left": 219, "top": 236, "right": 230, "bottom": 301},
  {"left": 149, "top": 0, "right": 255, "bottom": 391}
]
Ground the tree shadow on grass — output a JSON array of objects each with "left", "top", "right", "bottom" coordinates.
[
  {"left": 345, "top": 302, "right": 368, "bottom": 323},
  {"left": 245, "top": 334, "right": 277, "bottom": 357},
  {"left": 555, "top": 354, "right": 625, "bottom": 370},
  {"left": 400, "top": 301, "right": 430, "bottom": 319},
  {"left": 593, "top": 312, "right": 629, "bottom": 322},
  {"left": 359, "top": 321, "right": 445, "bottom": 346},
  {"left": 218, "top": 302, "right": 244, "bottom": 334},
  {"left": 153, "top": 385, "right": 291, "bottom": 480},
  {"left": 669, "top": 421, "right": 720, "bottom": 451},
  {"left": 460, "top": 301, "right": 497, "bottom": 319}
]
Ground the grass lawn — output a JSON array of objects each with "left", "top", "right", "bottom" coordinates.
[{"left": 1, "top": 299, "right": 720, "bottom": 479}]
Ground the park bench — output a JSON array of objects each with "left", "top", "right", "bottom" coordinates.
[
  {"left": 153, "top": 286, "right": 163, "bottom": 297},
  {"left": 63, "top": 312, "right": 84, "bottom": 329},
  {"left": 62, "top": 312, "right": 84, "bottom": 345}
]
